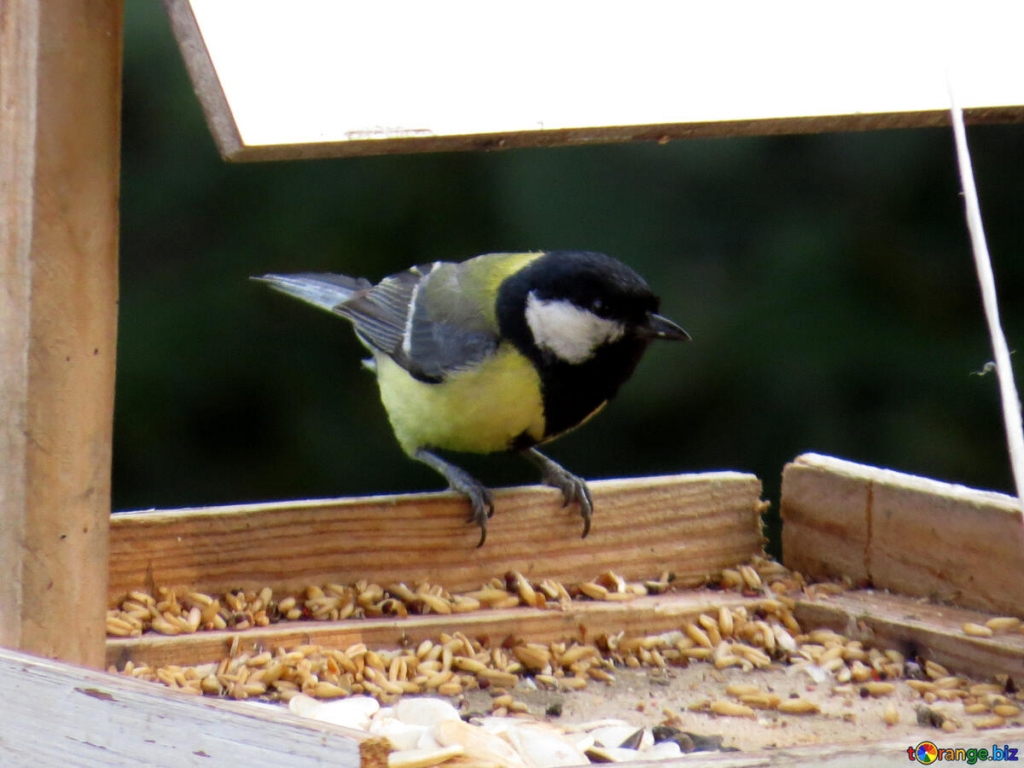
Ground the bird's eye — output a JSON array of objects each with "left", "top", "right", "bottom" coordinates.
[{"left": 590, "top": 298, "right": 605, "bottom": 314}]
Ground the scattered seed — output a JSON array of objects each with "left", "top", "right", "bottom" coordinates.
[
  {"left": 974, "top": 715, "right": 1007, "bottom": 730},
  {"left": 738, "top": 565, "right": 762, "bottom": 591},
  {"left": 725, "top": 683, "right": 761, "bottom": 698},
  {"left": 578, "top": 582, "right": 609, "bottom": 601},
  {"left": 882, "top": 701, "right": 900, "bottom": 725},
  {"left": 741, "top": 693, "right": 781, "bottom": 710},
  {"left": 710, "top": 700, "right": 756, "bottom": 718},
  {"left": 684, "top": 623, "right": 713, "bottom": 649},
  {"left": 962, "top": 623, "right": 995, "bottom": 638},
  {"left": 777, "top": 698, "right": 819, "bottom": 714},
  {"left": 985, "top": 616, "right": 1022, "bottom": 633},
  {"left": 862, "top": 682, "right": 896, "bottom": 697}
]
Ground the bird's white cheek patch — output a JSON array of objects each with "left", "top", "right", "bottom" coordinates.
[{"left": 525, "top": 293, "right": 625, "bottom": 364}]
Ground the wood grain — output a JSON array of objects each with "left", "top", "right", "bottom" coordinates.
[
  {"left": 1, "top": 646, "right": 373, "bottom": 767},
  {"left": 107, "top": 590, "right": 761, "bottom": 670},
  {"left": 0, "top": 0, "right": 121, "bottom": 667},
  {"left": 109, "top": 472, "right": 765, "bottom": 603},
  {"left": 796, "top": 590, "right": 1024, "bottom": 682},
  {"left": 13, "top": 640, "right": 1024, "bottom": 768},
  {"left": 782, "top": 453, "right": 1024, "bottom": 616}
]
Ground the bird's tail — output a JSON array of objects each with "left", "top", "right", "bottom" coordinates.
[{"left": 253, "top": 272, "right": 372, "bottom": 313}]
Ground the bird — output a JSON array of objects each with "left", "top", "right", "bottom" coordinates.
[{"left": 256, "top": 250, "right": 689, "bottom": 545}]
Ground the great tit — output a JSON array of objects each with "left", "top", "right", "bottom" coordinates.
[{"left": 256, "top": 250, "right": 689, "bottom": 545}]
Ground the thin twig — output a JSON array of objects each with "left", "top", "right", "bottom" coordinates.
[{"left": 948, "top": 86, "right": 1024, "bottom": 516}]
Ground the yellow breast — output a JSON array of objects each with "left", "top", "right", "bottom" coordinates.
[{"left": 375, "top": 345, "right": 546, "bottom": 456}]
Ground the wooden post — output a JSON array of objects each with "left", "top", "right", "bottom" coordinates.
[{"left": 0, "top": 0, "right": 122, "bottom": 667}]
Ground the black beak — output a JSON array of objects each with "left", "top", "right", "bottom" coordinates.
[{"left": 637, "top": 312, "right": 691, "bottom": 342}]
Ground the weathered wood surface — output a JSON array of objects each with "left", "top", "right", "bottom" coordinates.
[
  {"left": 108, "top": 589, "right": 761, "bottom": 670},
  {"left": 110, "top": 472, "right": 765, "bottom": 602},
  {"left": 164, "top": 0, "right": 1024, "bottom": 161},
  {"left": 620, "top": 729, "right": 1024, "bottom": 767},
  {"left": 0, "top": 646, "right": 379, "bottom": 768},
  {"left": 0, "top": 0, "right": 121, "bottom": 668},
  {"left": 796, "top": 589, "right": 1024, "bottom": 682},
  {"left": 781, "top": 453, "right": 1024, "bottom": 616},
  {"left": 12, "top": 641, "right": 1024, "bottom": 768}
]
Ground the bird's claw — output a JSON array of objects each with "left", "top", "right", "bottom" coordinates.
[
  {"left": 526, "top": 449, "right": 594, "bottom": 538},
  {"left": 547, "top": 471, "right": 593, "bottom": 538},
  {"left": 413, "top": 448, "right": 495, "bottom": 547},
  {"left": 461, "top": 484, "right": 495, "bottom": 547}
]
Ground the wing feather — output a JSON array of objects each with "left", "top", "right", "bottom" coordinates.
[{"left": 263, "top": 254, "right": 539, "bottom": 384}]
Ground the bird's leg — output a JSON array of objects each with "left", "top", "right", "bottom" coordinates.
[
  {"left": 413, "top": 449, "right": 494, "bottom": 547},
  {"left": 521, "top": 448, "right": 594, "bottom": 538}
]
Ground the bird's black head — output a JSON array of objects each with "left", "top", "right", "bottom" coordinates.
[{"left": 497, "top": 250, "right": 688, "bottom": 440}]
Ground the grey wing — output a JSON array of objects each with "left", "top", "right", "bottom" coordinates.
[
  {"left": 334, "top": 267, "right": 422, "bottom": 357},
  {"left": 339, "top": 261, "right": 501, "bottom": 383},
  {"left": 259, "top": 267, "right": 496, "bottom": 382},
  {"left": 399, "top": 262, "right": 501, "bottom": 382}
]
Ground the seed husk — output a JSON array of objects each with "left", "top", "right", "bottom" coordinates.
[
  {"left": 862, "top": 682, "right": 896, "bottom": 697},
  {"left": 578, "top": 582, "right": 609, "bottom": 601},
  {"left": 717, "top": 606, "right": 734, "bottom": 638},
  {"left": 741, "top": 693, "right": 782, "bottom": 709},
  {"left": 985, "top": 616, "right": 1022, "bottom": 633},
  {"left": 962, "top": 622, "right": 994, "bottom": 638},
  {"left": 685, "top": 623, "right": 713, "bottom": 649},
  {"left": 512, "top": 644, "right": 551, "bottom": 672},
  {"left": 710, "top": 700, "right": 756, "bottom": 718},
  {"left": 777, "top": 698, "right": 819, "bottom": 714},
  {"left": 725, "top": 683, "right": 761, "bottom": 698}
]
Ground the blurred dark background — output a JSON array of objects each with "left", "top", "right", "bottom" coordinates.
[{"left": 115, "top": 5, "right": 1024, "bottom": 556}]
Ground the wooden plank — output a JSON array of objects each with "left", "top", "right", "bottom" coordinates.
[
  {"left": 0, "top": 646, "right": 381, "bottom": 768},
  {"left": 25, "top": 627, "right": 1024, "bottom": 768},
  {"left": 781, "top": 453, "right": 1024, "bottom": 616},
  {"left": 620, "top": 729, "right": 1024, "bottom": 768},
  {"left": 107, "top": 589, "right": 761, "bottom": 670},
  {"left": 163, "top": 0, "right": 1024, "bottom": 161},
  {"left": 162, "top": 0, "right": 242, "bottom": 158},
  {"left": 795, "top": 590, "right": 1024, "bottom": 682},
  {"left": 110, "top": 472, "right": 765, "bottom": 603},
  {"left": 0, "top": 0, "right": 121, "bottom": 667}
]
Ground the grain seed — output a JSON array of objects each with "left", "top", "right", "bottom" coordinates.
[
  {"left": 962, "top": 623, "right": 995, "bottom": 638},
  {"left": 777, "top": 698, "right": 819, "bottom": 714},
  {"left": 579, "top": 582, "right": 609, "bottom": 601},
  {"left": 862, "top": 682, "right": 896, "bottom": 697},
  {"left": 985, "top": 616, "right": 1022, "bottom": 633},
  {"left": 711, "top": 700, "right": 756, "bottom": 718}
]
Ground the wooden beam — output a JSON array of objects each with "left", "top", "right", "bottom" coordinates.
[
  {"left": 11, "top": 645, "right": 1024, "bottom": 768},
  {"left": 108, "top": 590, "right": 761, "bottom": 670},
  {"left": 795, "top": 590, "right": 1024, "bottom": 682},
  {"left": 109, "top": 473, "right": 765, "bottom": 603},
  {"left": 781, "top": 454, "right": 1024, "bottom": 616},
  {"left": 0, "top": 1, "right": 121, "bottom": 667},
  {"left": 0, "top": 646, "right": 378, "bottom": 767}
]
